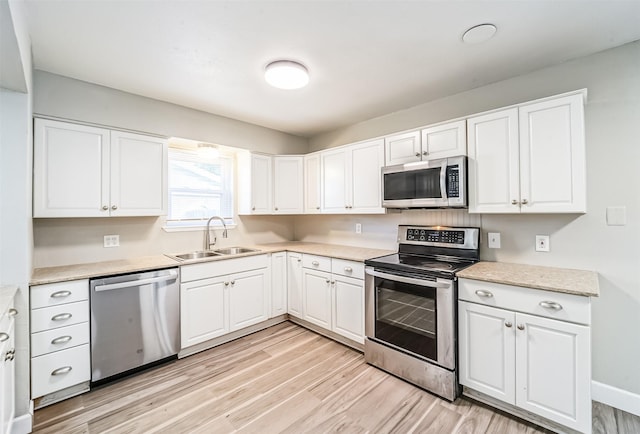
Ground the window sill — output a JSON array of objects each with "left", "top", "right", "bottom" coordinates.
[{"left": 162, "top": 223, "right": 237, "bottom": 233}]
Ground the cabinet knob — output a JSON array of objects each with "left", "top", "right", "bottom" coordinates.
[
  {"left": 252, "top": 206, "right": 256, "bottom": 211},
  {"left": 511, "top": 200, "right": 519, "bottom": 205},
  {"left": 5, "top": 352, "right": 14, "bottom": 362},
  {"left": 517, "top": 324, "right": 525, "bottom": 331},
  {"left": 230, "top": 280, "right": 235, "bottom": 285},
  {"left": 8, "top": 308, "right": 17, "bottom": 317},
  {"left": 325, "top": 279, "right": 330, "bottom": 284},
  {"left": 316, "top": 206, "right": 320, "bottom": 210},
  {"left": 111, "top": 205, "right": 118, "bottom": 210},
  {"left": 422, "top": 151, "right": 428, "bottom": 156},
  {"left": 331, "top": 280, "right": 335, "bottom": 285},
  {"left": 102, "top": 206, "right": 109, "bottom": 211},
  {"left": 505, "top": 321, "right": 513, "bottom": 328},
  {"left": 521, "top": 199, "right": 529, "bottom": 205},
  {"left": 415, "top": 152, "right": 421, "bottom": 157},
  {"left": 224, "top": 282, "right": 229, "bottom": 286},
  {"left": 274, "top": 207, "right": 278, "bottom": 211}
]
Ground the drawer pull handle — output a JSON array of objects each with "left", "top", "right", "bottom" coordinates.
[
  {"left": 52, "top": 313, "right": 72, "bottom": 321},
  {"left": 539, "top": 301, "right": 563, "bottom": 310},
  {"left": 475, "top": 290, "right": 493, "bottom": 298},
  {"left": 0, "top": 333, "right": 8, "bottom": 342},
  {"left": 51, "top": 336, "right": 73, "bottom": 345},
  {"left": 5, "top": 351, "right": 14, "bottom": 362},
  {"left": 51, "top": 291, "right": 72, "bottom": 298},
  {"left": 344, "top": 267, "right": 353, "bottom": 272},
  {"left": 312, "top": 261, "right": 320, "bottom": 266},
  {"left": 505, "top": 321, "right": 512, "bottom": 328},
  {"left": 517, "top": 324, "right": 525, "bottom": 331},
  {"left": 51, "top": 366, "right": 72, "bottom": 376},
  {"left": 8, "top": 308, "right": 17, "bottom": 317}
]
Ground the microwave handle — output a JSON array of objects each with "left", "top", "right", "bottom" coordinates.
[
  {"left": 365, "top": 268, "right": 450, "bottom": 288},
  {"left": 440, "top": 160, "right": 448, "bottom": 199}
]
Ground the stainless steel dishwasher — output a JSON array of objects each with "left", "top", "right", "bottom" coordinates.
[{"left": 90, "top": 268, "right": 180, "bottom": 383}]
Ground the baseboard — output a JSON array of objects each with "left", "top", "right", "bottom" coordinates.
[
  {"left": 592, "top": 380, "right": 640, "bottom": 417},
  {"left": 12, "top": 413, "right": 33, "bottom": 434}
]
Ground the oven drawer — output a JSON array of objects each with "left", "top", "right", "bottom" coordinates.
[
  {"left": 458, "top": 278, "right": 590, "bottom": 325},
  {"left": 302, "top": 254, "right": 332, "bottom": 272},
  {"left": 331, "top": 259, "right": 364, "bottom": 279}
]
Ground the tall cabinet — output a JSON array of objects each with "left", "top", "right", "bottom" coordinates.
[
  {"left": 33, "top": 118, "right": 168, "bottom": 217},
  {"left": 467, "top": 92, "right": 586, "bottom": 214}
]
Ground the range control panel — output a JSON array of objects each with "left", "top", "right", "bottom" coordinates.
[{"left": 399, "top": 225, "right": 479, "bottom": 250}]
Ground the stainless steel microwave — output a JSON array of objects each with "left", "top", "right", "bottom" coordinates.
[{"left": 381, "top": 156, "right": 467, "bottom": 208}]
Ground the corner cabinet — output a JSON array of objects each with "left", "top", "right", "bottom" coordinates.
[
  {"left": 321, "top": 139, "right": 385, "bottom": 214},
  {"left": 33, "top": 118, "right": 168, "bottom": 218},
  {"left": 467, "top": 92, "right": 586, "bottom": 214},
  {"left": 384, "top": 120, "right": 466, "bottom": 165},
  {"left": 458, "top": 278, "right": 591, "bottom": 434}
]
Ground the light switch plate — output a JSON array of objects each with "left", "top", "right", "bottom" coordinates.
[
  {"left": 606, "top": 206, "right": 627, "bottom": 226},
  {"left": 535, "top": 235, "right": 550, "bottom": 252},
  {"left": 488, "top": 232, "right": 501, "bottom": 248}
]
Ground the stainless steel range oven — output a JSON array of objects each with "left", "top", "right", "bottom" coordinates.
[{"left": 364, "top": 225, "right": 479, "bottom": 401}]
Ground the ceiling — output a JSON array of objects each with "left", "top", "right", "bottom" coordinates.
[{"left": 22, "top": 1, "right": 640, "bottom": 137}]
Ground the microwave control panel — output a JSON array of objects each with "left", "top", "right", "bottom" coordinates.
[{"left": 446, "top": 165, "right": 460, "bottom": 198}]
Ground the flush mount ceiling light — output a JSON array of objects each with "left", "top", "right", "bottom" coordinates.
[
  {"left": 264, "top": 60, "right": 309, "bottom": 90},
  {"left": 462, "top": 24, "right": 497, "bottom": 44}
]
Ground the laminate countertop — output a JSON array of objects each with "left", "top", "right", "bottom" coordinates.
[
  {"left": 30, "top": 242, "right": 394, "bottom": 285},
  {"left": 456, "top": 261, "right": 599, "bottom": 297}
]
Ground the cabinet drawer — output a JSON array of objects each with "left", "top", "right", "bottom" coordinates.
[
  {"left": 31, "top": 280, "right": 89, "bottom": 309},
  {"left": 331, "top": 259, "right": 364, "bottom": 279},
  {"left": 302, "top": 254, "right": 331, "bottom": 272},
  {"left": 459, "top": 278, "right": 590, "bottom": 325},
  {"left": 181, "top": 254, "right": 268, "bottom": 282},
  {"left": 31, "top": 322, "right": 90, "bottom": 357},
  {"left": 31, "top": 301, "right": 90, "bottom": 333},
  {"left": 31, "top": 344, "right": 90, "bottom": 398}
]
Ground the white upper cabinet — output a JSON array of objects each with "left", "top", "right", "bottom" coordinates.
[
  {"left": 33, "top": 119, "right": 167, "bottom": 218},
  {"left": 239, "top": 153, "right": 272, "bottom": 215},
  {"left": 468, "top": 92, "right": 586, "bottom": 214},
  {"left": 385, "top": 120, "right": 466, "bottom": 165},
  {"left": 321, "top": 139, "right": 385, "bottom": 214},
  {"left": 273, "top": 156, "right": 303, "bottom": 214},
  {"left": 304, "top": 153, "right": 321, "bottom": 213}
]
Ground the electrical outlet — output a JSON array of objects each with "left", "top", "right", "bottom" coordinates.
[
  {"left": 355, "top": 223, "right": 362, "bottom": 234},
  {"left": 535, "top": 235, "right": 550, "bottom": 252},
  {"left": 104, "top": 235, "right": 120, "bottom": 248},
  {"left": 488, "top": 232, "right": 501, "bottom": 248}
]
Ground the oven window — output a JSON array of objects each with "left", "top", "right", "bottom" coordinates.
[
  {"left": 383, "top": 167, "right": 443, "bottom": 200},
  {"left": 374, "top": 276, "right": 437, "bottom": 361}
]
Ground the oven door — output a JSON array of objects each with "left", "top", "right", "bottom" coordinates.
[
  {"left": 382, "top": 159, "right": 448, "bottom": 208},
  {"left": 364, "top": 267, "right": 455, "bottom": 370}
]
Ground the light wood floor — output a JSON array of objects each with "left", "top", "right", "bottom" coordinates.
[{"left": 33, "top": 322, "right": 640, "bottom": 434}]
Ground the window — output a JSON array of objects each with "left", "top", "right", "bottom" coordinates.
[{"left": 166, "top": 143, "right": 234, "bottom": 228}]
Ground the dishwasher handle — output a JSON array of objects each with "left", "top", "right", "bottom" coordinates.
[{"left": 94, "top": 270, "right": 178, "bottom": 292}]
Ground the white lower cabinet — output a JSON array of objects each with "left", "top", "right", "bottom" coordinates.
[
  {"left": 180, "top": 255, "right": 270, "bottom": 350},
  {"left": 1, "top": 295, "right": 17, "bottom": 434},
  {"left": 30, "top": 280, "right": 91, "bottom": 401},
  {"left": 270, "top": 252, "right": 287, "bottom": 317},
  {"left": 458, "top": 278, "right": 591, "bottom": 433},
  {"left": 287, "top": 252, "right": 303, "bottom": 318},
  {"left": 299, "top": 254, "right": 364, "bottom": 345}
]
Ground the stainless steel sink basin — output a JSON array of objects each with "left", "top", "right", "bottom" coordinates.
[
  {"left": 213, "top": 247, "right": 260, "bottom": 255},
  {"left": 170, "top": 251, "right": 222, "bottom": 261}
]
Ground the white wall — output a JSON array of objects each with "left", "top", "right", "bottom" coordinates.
[
  {"left": 301, "top": 41, "right": 640, "bottom": 399},
  {"left": 32, "top": 73, "right": 307, "bottom": 267},
  {"left": 0, "top": 0, "right": 33, "bottom": 429}
]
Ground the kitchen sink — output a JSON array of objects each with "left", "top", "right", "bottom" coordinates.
[
  {"left": 213, "top": 247, "right": 260, "bottom": 255},
  {"left": 169, "top": 251, "right": 222, "bottom": 261}
]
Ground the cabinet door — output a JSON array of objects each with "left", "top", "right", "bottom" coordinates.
[
  {"left": 302, "top": 269, "right": 332, "bottom": 329},
  {"left": 110, "top": 131, "right": 168, "bottom": 216},
  {"left": 384, "top": 130, "right": 421, "bottom": 165},
  {"left": 518, "top": 94, "right": 586, "bottom": 213},
  {"left": 250, "top": 154, "right": 273, "bottom": 214},
  {"left": 467, "top": 109, "right": 520, "bottom": 213},
  {"left": 1, "top": 308, "right": 15, "bottom": 434},
  {"left": 229, "top": 269, "right": 269, "bottom": 332},
  {"left": 421, "top": 120, "right": 466, "bottom": 159},
  {"left": 459, "top": 301, "right": 516, "bottom": 404},
  {"left": 270, "top": 252, "right": 287, "bottom": 317},
  {"left": 180, "top": 278, "right": 228, "bottom": 349},
  {"left": 332, "top": 275, "right": 364, "bottom": 344},
  {"left": 321, "top": 148, "right": 348, "bottom": 213},
  {"left": 349, "top": 139, "right": 385, "bottom": 214},
  {"left": 273, "top": 156, "right": 303, "bottom": 214},
  {"left": 33, "top": 119, "right": 110, "bottom": 217},
  {"left": 515, "top": 313, "right": 591, "bottom": 433},
  {"left": 304, "top": 153, "right": 322, "bottom": 213},
  {"left": 287, "top": 253, "right": 304, "bottom": 318}
]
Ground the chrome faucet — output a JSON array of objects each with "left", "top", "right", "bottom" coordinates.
[{"left": 204, "top": 216, "right": 228, "bottom": 250}]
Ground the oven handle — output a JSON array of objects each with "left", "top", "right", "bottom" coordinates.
[{"left": 365, "top": 269, "right": 450, "bottom": 288}]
